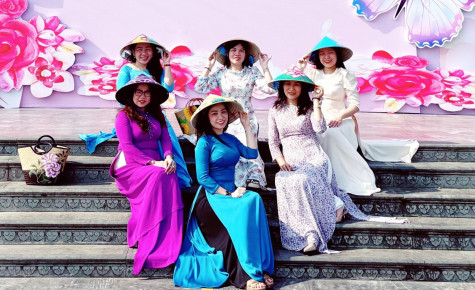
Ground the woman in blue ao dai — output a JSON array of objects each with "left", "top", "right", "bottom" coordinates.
[{"left": 173, "top": 95, "right": 274, "bottom": 290}]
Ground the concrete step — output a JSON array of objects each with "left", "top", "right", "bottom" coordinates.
[
  {"left": 3, "top": 138, "right": 475, "bottom": 163},
  {"left": 1, "top": 245, "right": 474, "bottom": 282},
  {"left": 2, "top": 211, "right": 475, "bottom": 252},
  {"left": 0, "top": 212, "right": 128, "bottom": 245},
  {"left": 0, "top": 244, "right": 171, "bottom": 278},
  {"left": 2, "top": 182, "right": 475, "bottom": 218},
  {"left": 268, "top": 216, "right": 475, "bottom": 251},
  {"left": 2, "top": 155, "right": 475, "bottom": 189},
  {"left": 2, "top": 277, "right": 473, "bottom": 290},
  {"left": 274, "top": 248, "right": 475, "bottom": 282}
]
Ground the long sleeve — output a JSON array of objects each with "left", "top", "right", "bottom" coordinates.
[
  {"left": 159, "top": 117, "right": 173, "bottom": 158},
  {"left": 194, "top": 70, "right": 219, "bottom": 94},
  {"left": 310, "top": 110, "right": 327, "bottom": 134},
  {"left": 267, "top": 108, "right": 283, "bottom": 161},
  {"left": 343, "top": 69, "right": 360, "bottom": 108},
  {"left": 195, "top": 137, "right": 220, "bottom": 193},
  {"left": 230, "top": 134, "right": 258, "bottom": 160},
  {"left": 252, "top": 66, "right": 277, "bottom": 94},
  {"left": 115, "top": 111, "right": 152, "bottom": 165},
  {"left": 116, "top": 65, "right": 132, "bottom": 90}
]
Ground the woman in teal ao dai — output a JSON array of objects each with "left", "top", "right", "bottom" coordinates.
[{"left": 173, "top": 95, "right": 274, "bottom": 290}]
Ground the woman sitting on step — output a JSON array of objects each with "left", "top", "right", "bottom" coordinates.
[
  {"left": 297, "top": 36, "right": 418, "bottom": 196},
  {"left": 110, "top": 75, "right": 183, "bottom": 275},
  {"left": 268, "top": 66, "right": 408, "bottom": 255},
  {"left": 173, "top": 95, "right": 274, "bottom": 290}
]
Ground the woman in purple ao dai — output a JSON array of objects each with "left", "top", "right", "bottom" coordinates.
[{"left": 109, "top": 75, "right": 183, "bottom": 274}]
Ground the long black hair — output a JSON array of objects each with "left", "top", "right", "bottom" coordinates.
[
  {"left": 223, "top": 40, "right": 252, "bottom": 68},
  {"left": 273, "top": 81, "right": 313, "bottom": 116},
  {"left": 310, "top": 47, "right": 346, "bottom": 70},
  {"left": 130, "top": 43, "right": 165, "bottom": 83},
  {"left": 194, "top": 103, "right": 230, "bottom": 145}
]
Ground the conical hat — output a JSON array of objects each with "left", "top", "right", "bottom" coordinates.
[
  {"left": 214, "top": 38, "right": 261, "bottom": 65},
  {"left": 190, "top": 94, "right": 243, "bottom": 129},
  {"left": 120, "top": 34, "right": 168, "bottom": 62},
  {"left": 268, "top": 65, "right": 316, "bottom": 91},
  {"left": 308, "top": 36, "right": 353, "bottom": 64},
  {"left": 115, "top": 75, "right": 169, "bottom": 107}
]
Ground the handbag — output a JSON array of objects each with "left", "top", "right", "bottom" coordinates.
[
  {"left": 18, "top": 135, "right": 70, "bottom": 185},
  {"left": 175, "top": 98, "right": 203, "bottom": 135}
]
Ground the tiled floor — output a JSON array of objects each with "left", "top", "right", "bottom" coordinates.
[{"left": 1, "top": 108, "right": 474, "bottom": 144}]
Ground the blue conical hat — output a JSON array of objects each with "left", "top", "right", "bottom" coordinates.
[
  {"left": 308, "top": 36, "right": 353, "bottom": 64},
  {"left": 268, "top": 65, "right": 316, "bottom": 91}
]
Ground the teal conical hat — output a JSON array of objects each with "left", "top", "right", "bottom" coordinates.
[
  {"left": 308, "top": 36, "right": 353, "bottom": 64},
  {"left": 268, "top": 65, "right": 316, "bottom": 91}
]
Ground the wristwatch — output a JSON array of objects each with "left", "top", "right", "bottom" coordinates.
[{"left": 225, "top": 190, "right": 232, "bottom": 196}]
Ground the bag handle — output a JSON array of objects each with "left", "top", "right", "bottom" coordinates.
[
  {"left": 185, "top": 98, "right": 203, "bottom": 107},
  {"left": 32, "top": 135, "right": 56, "bottom": 155}
]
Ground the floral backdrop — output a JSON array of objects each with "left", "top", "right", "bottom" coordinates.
[{"left": 1, "top": 0, "right": 474, "bottom": 115}]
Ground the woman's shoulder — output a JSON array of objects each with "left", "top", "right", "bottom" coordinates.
[{"left": 119, "top": 64, "right": 133, "bottom": 72}]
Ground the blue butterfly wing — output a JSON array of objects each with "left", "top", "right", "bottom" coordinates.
[
  {"left": 352, "top": 0, "right": 401, "bottom": 20},
  {"left": 405, "top": 0, "right": 472, "bottom": 48}
]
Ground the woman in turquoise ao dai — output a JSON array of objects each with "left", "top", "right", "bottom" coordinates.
[
  {"left": 117, "top": 34, "right": 192, "bottom": 188},
  {"left": 173, "top": 95, "right": 274, "bottom": 290}
]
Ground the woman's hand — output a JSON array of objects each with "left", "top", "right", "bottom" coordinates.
[
  {"left": 297, "top": 55, "right": 309, "bottom": 71},
  {"left": 279, "top": 162, "right": 293, "bottom": 171},
  {"left": 312, "top": 85, "right": 324, "bottom": 100},
  {"left": 239, "top": 111, "right": 251, "bottom": 129},
  {"left": 163, "top": 51, "right": 171, "bottom": 65},
  {"left": 164, "top": 155, "right": 176, "bottom": 174},
  {"left": 260, "top": 52, "right": 272, "bottom": 68},
  {"left": 328, "top": 115, "right": 343, "bottom": 128},
  {"left": 231, "top": 187, "right": 247, "bottom": 198},
  {"left": 207, "top": 51, "right": 217, "bottom": 68}
]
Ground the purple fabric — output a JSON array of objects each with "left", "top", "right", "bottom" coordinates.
[{"left": 110, "top": 110, "right": 183, "bottom": 275}]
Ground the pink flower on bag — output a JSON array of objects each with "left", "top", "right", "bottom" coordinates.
[
  {"left": 0, "top": 0, "right": 27, "bottom": 19},
  {"left": 44, "top": 162, "right": 61, "bottom": 178},
  {"left": 0, "top": 15, "right": 39, "bottom": 91},
  {"left": 29, "top": 15, "right": 85, "bottom": 54},
  {"left": 40, "top": 153, "right": 58, "bottom": 167},
  {"left": 369, "top": 67, "right": 445, "bottom": 112},
  {"left": 286, "top": 65, "right": 306, "bottom": 78}
]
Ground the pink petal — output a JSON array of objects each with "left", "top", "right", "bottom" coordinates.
[
  {"left": 30, "top": 81, "right": 53, "bottom": 98},
  {"left": 372, "top": 50, "right": 394, "bottom": 64},
  {"left": 52, "top": 71, "right": 74, "bottom": 92},
  {"left": 45, "top": 16, "right": 60, "bottom": 30},
  {"left": 171, "top": 46, "right": 192, "bottom": 59},
  {"left": 30, "top": 15, "right": 45, "bottom": 32},
  {"left": 59, "top": 29, "right": 85, "bottom": 42}
]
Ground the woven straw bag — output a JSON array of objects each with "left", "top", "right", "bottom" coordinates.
[
  {"left": 175, "top": 98, "right": 203, "bottom": 135},
  {"left": 18, "top": 135, "right": 70, "bottom": 185}
]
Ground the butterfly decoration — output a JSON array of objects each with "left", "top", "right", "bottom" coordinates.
[{"left": 352, "top": 0, "right": 475, "bottom": 48}]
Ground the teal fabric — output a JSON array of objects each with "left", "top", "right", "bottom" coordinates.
[
  {"left": 173, "top": 134, "right": 274, "bottom": 288},
  {"left": 79, "top": 66, "right": 191, "bottom": 188}
]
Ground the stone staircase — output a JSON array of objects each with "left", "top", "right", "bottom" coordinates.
[{"left": 0, "top": 137, "right": 475, "bottom": 286}]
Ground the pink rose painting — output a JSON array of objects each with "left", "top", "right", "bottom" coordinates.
[
  {"left": 349, "top": 50, "right": 475, "bottom": 113},
  {"left": 0, "top": 2, "right": 84, "bottom": 107},
  {"left": 0, "top": 0, "right": 27, "bottom": 19}
]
